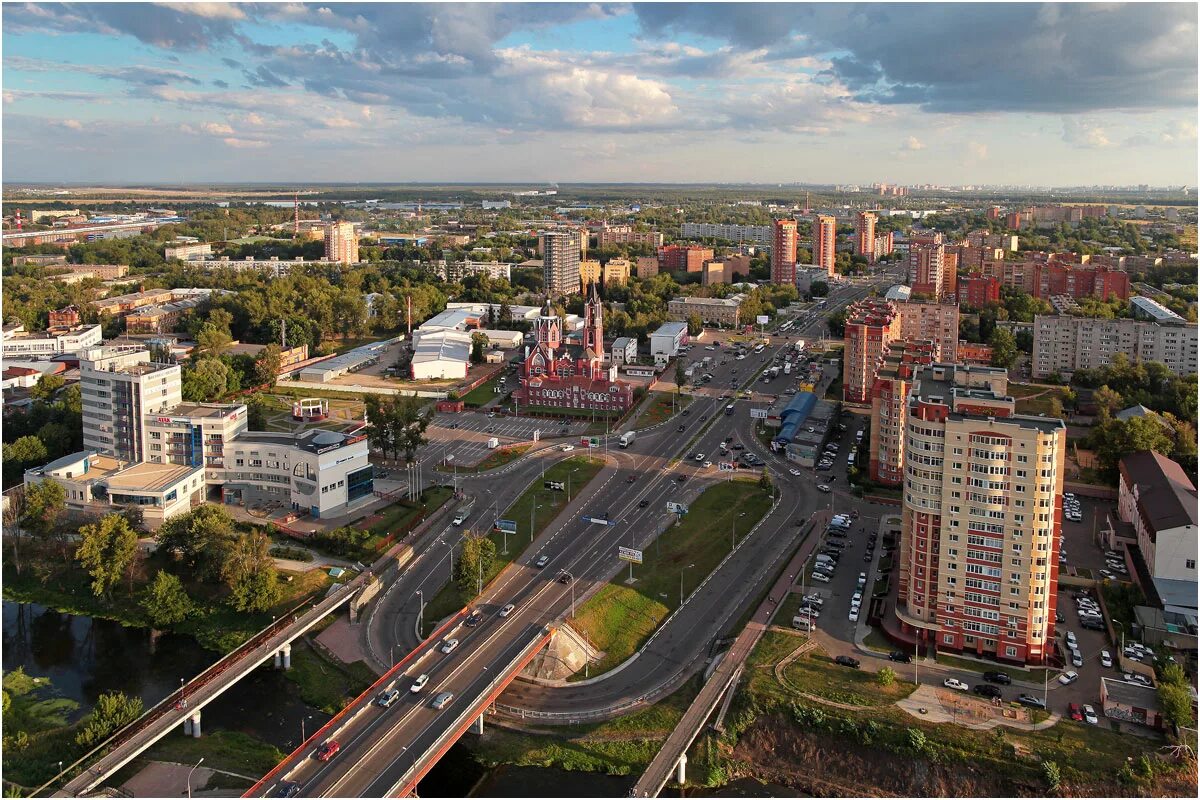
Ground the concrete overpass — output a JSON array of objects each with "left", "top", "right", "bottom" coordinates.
[{"left": 48, "top": 576, "right": 369, "bottom": 797}]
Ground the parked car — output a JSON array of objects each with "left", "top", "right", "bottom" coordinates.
[
  {"left": 1058, "top": 670, "right": 1079, "bottom": 685},
  {"left": 1068, "top": 702, "right": 1084, "bottom": 722},
  {"left": 1100, "top": 650, "right": 1113, "bottom": 668},
  {"left": 1017, "top": 694, "right": 1047, "bottom": 709},
  {"left": 810, "top": 572, "right": 830, "bottom": 583},
  {"left": 1083, "top": 704, "right": 1100, "bottom": 725},
  {"left": 314, "top": 741, "right": 340, "bottom": 761},
  {"left": 834, "top": 655, "right": 860, "bottom": 669},
  {"left": 943, "top": 678, "right": 969, "bottom": 692},
  {"left": 888, "top": 650, "right": 912, "bottom": 663},
  {"left": 983, "top": 671, "right": 1012, "bottom": 685},
  {"left": 973, "top": 684, "right": 1003, "bottom": 699}
]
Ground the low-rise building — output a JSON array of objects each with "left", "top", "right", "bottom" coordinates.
[
  {"left": 298, "top": 336, "right": 401, "bottom": 383},
  {"left": 1, "top": 322, "right": 103, "bottom": 358},
  {"left": 649, "top": 321, "right": 689, "bottom": 367},
  {"left": 143, "top": 403, "right": 248, "bottom": 486},
  {"left": 1031, "top": 314, "right": 1198, "bottom": 378},
  {"left": 223, "top": 429, "right": 373, "bottom": 519},
  {"left": 667, "top": 295, "right": 744, "bottom": 327},
  {"left": 610, "top": 336, "right": 638, "bottom": 366},
  {"left": 12, "top": 254, "right": 68, "bottom": 267},
  {"left": 603, "top": 258, "right": 631, "bottom": 286},
  {"left": 1100, "top": 678, "right": 1165, "bottom": 730},
  {"left": 410, "top": 330, "right": 472, "bottom": 380},
  {"left": 164, "top": 242, "right": 213, "bottom": 261},
  {"left": 1117, "top": 451, "right": 1197, "bottom": 615},
  {"left": 124, "top": 295, "right": 210, "bottom": 334}
]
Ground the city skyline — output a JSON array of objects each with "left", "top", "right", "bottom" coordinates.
[{"left": 2, "top": 2, "right": 1198, "bottom": 185}]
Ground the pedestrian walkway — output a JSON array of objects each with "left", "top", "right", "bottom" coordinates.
[{"left": 896, "top": 685, "right": 1060, "bottom": 731}]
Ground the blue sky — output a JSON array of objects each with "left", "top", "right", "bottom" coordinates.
[{"left": 2, "top": 2, "right": 1196, "bottom": 185}]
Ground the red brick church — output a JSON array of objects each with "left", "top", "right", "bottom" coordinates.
[{"left": 514, "top": 284, "right": 634, "bottom": 413}]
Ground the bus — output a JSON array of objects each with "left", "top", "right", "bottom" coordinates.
[
  {"left": 753, "top": 343, "right": 765, "bottom": 354},
  {"left": 779, "top": 320, "right": 795, "bottom": 332}
]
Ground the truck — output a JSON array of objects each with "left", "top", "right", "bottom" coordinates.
[
  {"left": 702, "top": 356, "right": 713, "bottom": 367},
  {"left": 618, "top": 431, "right": 635, "bottom": 449},
  {"left": 487, "top": 437, "right": 500, "bottom": 449},
  {"left": 783, "top": 362, "right": 792, "bottom": 375}
]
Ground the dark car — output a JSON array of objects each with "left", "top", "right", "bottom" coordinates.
[
  {"left": 888, "top": 650, "right": 911, "bottom": 663},
  {"left": 464, "top": 609, "right": 483, "bottom": 627},
  {"left": 314, "top": 740, "right": 340, "bottom": 761},
  {"left": 558, "top": 573, "right": 571, "bottom": 584},
  {"left": 676, "top": 474, "right": 686, "bottom": 483},
  {"left": 973, "top": 684, "right": 1003, "bottom": 699},
  {"left": 983, "top": 671, "right": 1012, "bottom": 685},
  {"left": 678, "top": 424, "right": 686, "bottom": 432},
  {"left": 626, "top": 474, "right": 637, "bottom": 483},
  {"left": 638, "top": 499, "right": 649, "bottom": 508},
  {"left": 834, "top": 655, "right": 860, "bottom": 669},
  {"left": 272, "top": 782, "right": 303, "bottom": 798},
  {"left": 682, "top": 409, "right": 691, "bottom": 416},
  {"left": 1017, "top": 694, "right": 1047, "bottom": 709}
]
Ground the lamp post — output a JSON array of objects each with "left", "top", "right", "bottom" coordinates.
[
  {"left": 561, "top": 571, "right": 576, "bottom": 618},
  {"left": 416, "top": 590, "right": 424, "bottom": 638},
  {"left": 680, "top": 563, "right": 695, "bottom": 607},
  {"left": 445, "top": 542, "right": 454, "bottom": 576},
  {"left": 300, "top": 714, "right": 314, "bottom": 744},
  {"left": 186, "top": 758, "right": 205, "bottom": 799}
]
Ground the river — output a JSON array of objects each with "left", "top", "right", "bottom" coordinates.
[{"left": 3, "top": 601, "right": 789, "bottom": 797}]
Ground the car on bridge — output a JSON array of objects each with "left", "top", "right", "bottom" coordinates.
[
  {"left": 431, "top": 691, "right": 455, "bottom": 710},
  {"left": 377, "top": 689, "right": 401, "bottom": 708},
  {"left": 271, "top": 782, "right": 302, "bottom": 797},
  {"left": 441, "top": 638, "right": 460, "bottom": 654},
  {"left": 499, "top": 603, "right": 515, "bottom": 617},
  {"left": 465, "top": 610, "right": 483, "bottom": 627},
  {"left": 410, "top": 674, "right": 430, "bottom": 693},
  {"left": 314, "top": 740, "right": 340, "bottom": 761}
]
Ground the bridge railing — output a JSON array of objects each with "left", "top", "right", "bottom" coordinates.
[{"left": 40, "top": 581, "right": 360, "bottom": 797}]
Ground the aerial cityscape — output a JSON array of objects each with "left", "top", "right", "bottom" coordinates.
[{"left": 1, "top": 2, "right": 1198, "bottom": 799}]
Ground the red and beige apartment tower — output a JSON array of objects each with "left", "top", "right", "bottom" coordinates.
[
  {"left": 855, "top": 212, "right": 877, "bottom": 262},
  {"left": 895, "top": 363, "right": 1064, "bottom": 666},
  {"left": 909, "top": 242, "right": 946, "bottom": 298},
  {"left": 842, "top": 297, "right": 900, "bottom": 404},
  {"left": 771, "top": 219, "right": 798, "bottom": 285},
  {"left": 868, "top": 340, "right": 936, "bottom": 486},
  {"left": 813, "top": 215, "right": 837, "bottom": 276}
]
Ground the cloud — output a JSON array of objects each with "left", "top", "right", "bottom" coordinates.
[
  {"left": 222, "top": 137, "right": 267, "bottom": 149},
  {"left": 1061, "top": 118, "right": 1112, "bottom": 148},
  {"left": 1161, "top": 119, "right": 1198, "bottom": 143},
  {"left": 901, "top": 136, "right": 924, "bottom": 151},
  {"left": 201, "top": 121, "right": 234, "bottom": 135},
  {"left": 58, "top": 119, "right": 83, "bottom": 130},
  {"left": 2, "top": 1, "right": 245, "bottom": 49},
  {"left": 966, "top": 141, "right": 989, "bottom": 161}
]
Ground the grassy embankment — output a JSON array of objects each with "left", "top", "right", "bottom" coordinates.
[
  {"left": 419, "top": 456, "right": 606, "bottom": 635},
  {"left": 569, "top": 479, "right": 773, "bottom": 676},
  {"left": 632, "top": 392, "right": 692, "bottom": 429}
]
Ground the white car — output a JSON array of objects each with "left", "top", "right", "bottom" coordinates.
[
  {"left": 410, "top": 673, "right": 430, "bottom": 693},
  {"left": 1100, "top": 650, "right": 1113, "bottom": 668},
  {"left": 803, "top": 594, "right": 824, "bottom": 606},
  {"left": 1082, "top": 704, "right": 1099, "bottom": 725},
  {"left": 817, "top": 485, "right": 831, "bottom": 493},
  {"left": 943, "top": 678, "right": 969, "bottom": 691},
  {"left": 1058, "top": 670, "right": 1079, "bottom": 685},
  {"left": 789, "top": 468, "right": 802, "bottom": 476},
  {"left": 848, "top": 608, "right": 860, "bottom": 623},
  {"left": 810, "top": 572, "right": 831, "bottom": 583},
  {"left": 440, "top": 638, "right": 460, "bottom": 654},
  {"left": 703, "top": 461, "right": 713, "bottom": 469},
  {"left": 499, "top": 603, "right": 516, "bottom": 618},
  {"left": 1071, "top": 651, "right": 1084, "bottom": 668},
  {"left": 694, "top": 453, "right": 705, "bottom": 462},
  {"left": 1065, "top": 631, "right": 1077, "bottom": 647},
  {"left": 561, "top": 444, "right": 574, "bottom": 452}
]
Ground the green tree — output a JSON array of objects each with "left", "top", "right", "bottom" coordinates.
[
  {"left": 253, "top": 343, "right": 283, "bottom": 387},
  {"left": 809, "top": 281, "right": 829, "bottom": 298},
  {"left": 686, "top": 313, "right": 703, "bottom": 337},
  {"left": 74, "top": 691, "right": 143, "bottom": 748},
  {"left": 675, "top": 359, "right": 687, "bottom": 393},
  {"left": 196, "top": 321, "right": 232, "bottom": 357},
  {"left": 222, "top": 530, "right": 281, "bottom": 612},
  {"left": 988, "top": 327, "right": 1019, "bottom": 369},
  {"left": 155, "top": 505, "right": 238, "bottom": 581},
  {"left": 76, "top": 513, "right": 139, "bottom": 599},
  {"left": 1157, "top": 680, "right": 1193, "bottom": 728},
  {"left": 182, "top": 357, "right": 230, "bottom": 401},
  {"left": 1042, "top": 760, "right": 1062, "bottom": 793},
  {"left": 1092, "top": 385, "right": 1124, "bottom": 420},
  {"left": 20, "top": 480, "right": 65, "bottom": 542},
  {"left": 1092, "top": 415, "right": 1176, "bottom": 476},
  {"left": 498, "top": 300, "right": 513, "bottom": 327},
  {"left": 470, "top": 331, "right": 488, "bottom": 364},
  {"left": 876, "top": 666, "right": 896, "bottom": 687},
  {"left": 905, "top": 727, "right": 927, "bottom": 754},
  {"left": 29, "top": 373, "right": 65, "bottom": 400},
  {"left": 759, "top": 467, "right": 773, "bottom": 492},
  {"left": 140, "top": 570, "right": 194, "bottom": 628},
  {"left": 454, "top": 534, "right": 497, "bottom": 597}
]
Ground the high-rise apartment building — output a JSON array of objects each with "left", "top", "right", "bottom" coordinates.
[
  {"left": 542, "top": 231, "right": 582, "bottom": 296},
  {"left": 843, "top": 298, "right": 901, "bottom": 403},
  {"left": 323, "top": 222, "right": 359, "bottom": 264},
  {"left": 898, "top": 300, "right": 960, "bottom": 363},
  {"left": 960, "top": 275, "right": 1002, "bottom": 308},
  {"left": 855, "top": 212, "right": 877, "bottom": 262},
  {"left": 603, "top": 258, "right": 630, "bottom": 286},
  {"left": 771, "top": 219, "right": 798, "bottom": 285},
  {"left": 80, "top": 347, "right": 183, "bottom": 464},
  {"left": 909, "top": 242, "right": 946, "bottom": 298},
  {"left": 812, "top": 215, "right": 837, "bottom": 276},
  {"left": 1031, "top": 314, "right": 1198, "bottom": 378},
  {"left": 895, "top": 363, "right": 1065, "bottom": 665},
  {"left": 636, "top": 256, "right": 659, "bottom": 279},
  {"left": 869, "top": 340, "right": 936, "bottom": 486}
]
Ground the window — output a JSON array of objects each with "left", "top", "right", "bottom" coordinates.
[
  {"left": 1187, "top": 560, "right": 1196, "bottom": 570},
  {"left": 944, "top": 634, "right": 955, "bottom": 644}
]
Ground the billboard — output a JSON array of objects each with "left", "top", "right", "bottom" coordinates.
[
  {"left": 750, "top": 408, "right": 768, "bottom": 420},
  {"left": 544, "top": 480, "right": 565, "bottom": 491},
  {"left": 718, "top": 462, "right": 736, "bottom": 472},
  {"left": 580, "top": 436, "right": 601, "bottom": 448},
  {"left": 666, "top": 501, "right": 688, "bottom": 514},
  {"left": 494, "top": 519, "right": 517, "bottom": 534},
  {"left": 618, "top": 546, "right": 643, "bottom": 564},
  {"left": 756, "top": 315, "right": 769, "bottom": 325}
]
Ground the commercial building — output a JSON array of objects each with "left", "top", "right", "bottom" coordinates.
[
  {"left": 680, "top": 222, "right": 773, "bottom": 248},
  {"left": 297, "top": 336, "right": 402, "bottom": 383},
  {"left": 658, "top": 244, "right": 714, "bottom": 274},
  {"left": 636, "top": 256, "right": 659, "bottom": 279},
  {"left": 80, "top": 347, "right": 183, "bottom": 464},
  {"left": 770, "top": 393, "right": 838, "bottom": 466},
  {"left": 2, "top": 322, "right": 102, "bottom": 358},
  {"left": 164, "top": 242, "right": 213, "bottom": 261},
  {"left": 1099, "top": 679, "right": 1165, "bottom": 730},
  {"left": 909, "top": 242, "right": 946, "bottom": 298},
  {"left": 1031, "top": 314, "right": 1198, "bottom": 378},
  {"left": 960, "top": 275, "right": 1002, "bottom": 308},
  {"left": 143, "top": 402, "right": 248, "bottom": 486},
  {"left": 603, "top": 258, "right": 631, "bottom": 286},
  {"left": 667, "top": 295, "right": 744, "bottom": 327},
  {"left": 223, "top": 429, "right": 373, "bottom": 519},
  {"left": 812, "top": 215, "right": 837, "bottom": 276},
  {"left": 1117, "top": 451, "right": 1197, "bottom": 615},
  {"left": 410, "top": 331, "right": 472, "bottom": 380},
  {"left": 771, "top": 219, "right": 798, "bottom": 285},
  {"left": 542, "top": 231, "right": 582, "bottom": 296},
  {"left": 649, "top": 321, "right": 689, "bottom": 367},
  {"left": 895, "top": 363, "right": 1065, "bottom": 665},
  {"left": 24, "top": 451, "right": 204, "bottom": 525},
  {"left": 855, "top": 212, "right": 877, "bottom": 261},
  {"left": 324, "top": 222, "right": 359, "bottom": 264}
]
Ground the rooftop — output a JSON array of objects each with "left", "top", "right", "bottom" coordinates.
[
  {"left": 1119, "top": 450, "right": 1198, "bottom": 534},
  {"left": 1131, "top": 295, "right": 1186, "bottom": 325},
  {"left": 107, "top": 461, "right": 201, "bottom": 494},
  {"left": 1101, "top": 677, "right": 1160, "bottom": 712},
  {"left": 652, "top": 321, "right": 688, "bottom": 336},
  {"left": 237, "top": 428, "right": 365, "bottom": 455},
  {"left": 160, "top": 402, "right": 245, "bottom": 420}
]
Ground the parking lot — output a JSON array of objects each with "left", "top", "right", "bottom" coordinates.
[{"left": 422, "top": 411, "right": 590, "bottom": 466}]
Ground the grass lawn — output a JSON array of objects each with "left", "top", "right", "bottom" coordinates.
[
  {"left": 1014, "top": 386, "right": 1070, "bottom": 416},
  {"left": 462, "top": 376, "right": 503, "bottom": 407},
  {"left": 420, "top": 456, "right": 606, "bottom": 635},
  {"left": 775, "top": 592, "right": 805, "bottom": 625},
  {"left": 142, "top": 730, "right": 284, "bottom": 777},
  {"left": 782, "top": 644, "right": 918, "bottom": 707},
  {"left": 438, "top": 445, "right": 531, "bottom": 473},
  {"left": 569, "top": 480, "right": 774, "bottom": 676},
  {"left": 933, "top": 652, "right": 1048, "bottom": 683},
  {"left": 365, "top": 486, "right": 454, "bottom": 537},
  {"left": 633, "top": 392, "right": 692, "bottom": 429}
]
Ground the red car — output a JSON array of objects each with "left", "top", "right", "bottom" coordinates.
[
  {"left": 1067, "top": 703, "right": 1083, "bottom": 722},
  {"left": 315, "top": 740, "right": 340, "bottom": 761}
]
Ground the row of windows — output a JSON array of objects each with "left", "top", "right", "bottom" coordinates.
[{"left": 967, "top": 534, "right": 1003, "bottom": 549}]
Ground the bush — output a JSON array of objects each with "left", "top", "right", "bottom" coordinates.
[
  {"left": 268, "top": 545, "right": 314, "bottom": 562},
  {"left": 1042, "top": 760, "right": 1061, "bottom": 793},
  {"left": 876, "top": 666, "right": 896, "bottom": 687}
]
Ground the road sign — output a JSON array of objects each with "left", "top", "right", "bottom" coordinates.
[
  {"left": 580, "top": 436, "right": 601, "bottom": 448},
  {"left": 718, "top": 462, "right": 736, "bottom": 472},
  {"left": 750, "top": 408, "right": 768, "bottom": 420},
  {"left": 666, "top": 501, "right": 688, "bottom": 515},
  {"left": 494, "top": 519, "right": 517, "bottom": 534},
  {"left": 544, "top": 480, "right": 565, "bottom": 491},
  {"left": 618, "top": 546, "right": 643, "bottom": 564},
  {"left": 756, "top": 315, "right": 769, "bottom": 325},
  {"left": 581, "top": 515, "right": 614, "bottom": 526}
]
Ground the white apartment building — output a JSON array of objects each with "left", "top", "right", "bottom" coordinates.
[
  {"left": 1031, "top": 314, "right": 1199, "bottom": 378},
  {"left": 680, "top": 222, "right": 773, "bottom": 249},
  {"left": 164, "top": 242, "right": 213, "bottom": 261},
  {"left": 2, "top": 323, "right": 103, "bottom": 358},
  {"left": 896, "top": 363, "right": 1066, "bottom": 666},
  {"left": 222, "top": 429, "right": 373, "bottom": 519},
  {"left": 80, "top": 348, "right": 183, "bottom": 464}
]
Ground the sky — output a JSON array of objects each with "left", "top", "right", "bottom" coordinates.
[{"left": 2, "top": 2, "right": 1197, "bottom": 186}]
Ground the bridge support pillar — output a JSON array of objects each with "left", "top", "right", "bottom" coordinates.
[
  {"left": 281, "top": 643, "right": 292, "bottom": 670},
  {"left": 191, "top": 710, "right": 202, "bottom": 738},
  {"left": 474, "top": 713, "right": 484, "bottom": 735},
  {"left": 183, "top": 716, "right": 192, "bottom": 736},
  {"left": 676, "top": 753, "right": 687, "bottom": 786},
  {"left": 274, "top": 650, "right": 282, "bottom": 668}
]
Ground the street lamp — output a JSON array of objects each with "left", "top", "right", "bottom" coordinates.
[
  {"left": 186, "top": 758, "right": 205, "bottom": 799},
  {"left": 300, "top": 714, "right": 314, "bottom": 744},
  {"left": 416, "top": 590, "right": 425, "bottom": 638},
  {"left": 680, "top": 563, "right": 696, "bottom": 607},
  {"left": 560, "top": 571, "right": 576, "bottom": 618}
]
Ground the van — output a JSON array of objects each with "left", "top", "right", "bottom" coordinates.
[
  {"left": 810, "top": 572, "right": 831, "bottom": 583},
  {"left": 453, "top": 510, "right": 468, "bottom": 526},
  {"left": 792, "top": 616, "right": 815, "bottom": 632}
]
